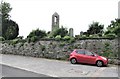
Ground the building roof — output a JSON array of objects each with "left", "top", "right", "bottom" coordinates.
[{"left": 53, "top": 12, "right": 59, "bottom": 16}]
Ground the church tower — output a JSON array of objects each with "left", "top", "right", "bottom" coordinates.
[{"left": 52, "top": 12, "right": 59, "bottom": 32}]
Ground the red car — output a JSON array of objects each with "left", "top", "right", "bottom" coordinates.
[{"left": 69, "top": 49, "right": 108, "bottom": 67}]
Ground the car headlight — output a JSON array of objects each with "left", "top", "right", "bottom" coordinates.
[{"left": 101, "top": 57, "right": 107, "bottom": 60}]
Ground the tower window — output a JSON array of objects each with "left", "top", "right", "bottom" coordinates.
[{"left": 54, "top": 16, "right": 57, "bottom": 24}]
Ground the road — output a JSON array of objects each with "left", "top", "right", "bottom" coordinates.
[
  {"left": 0, "top": 64, "right": 50, "bottom": 77},
  {"left": 0, "top": 54, "right": 119, "bottom": 77},
  {"left": 0, "top": 64, "right": 119, "bottom": 79}
]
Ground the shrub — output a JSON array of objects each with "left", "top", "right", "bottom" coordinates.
[
  {"left": 59, "top": 42, "right": 66, "bottom": 47},
  {"left": 17, "top": 36, "right": 24, "bottom": 39},
  {"left": 89, "top": 35, "right": 93, "bottom": 38},
  {"left": 69, "top": 37, "right": 75, "bottom": 43},
  {"left": 55, "top": 35, "right": 61, "bottom": 41},
  {"left": 46, "top": 35, "right": 53, "bottom": 39},
  {"left": 105, "top": 33, "right": 117, "bottom": 38},
  {"left": 27, "top": 29, "right": 47, "bottom": 38},
  {"left": 63, "top": 36, "right": 71, "bottom": 41},
  {"left": 10, "top": 39, "right": 19, "bottom": 45},
  {"left": 81, "top": 35, "right": 87, "bottom": 39},
  {"left": 101, "top": 52, "right": 109, "bottom": 58},
  {"left": 89, "top": 34, "right": 99, "bottom": 38},
  {"left": 75, "top": 35, "right": 80, "bottom": 39},
  {"left": 93, "top": 34, "right": 99, "bottom": 38},
  {"left": 101, "top": 42, "right": 116, "bottom": 58},
  {"left": 27, "top": 38, "right": 31, "bottom": 43},
  {"left": 19, "top": 39, "right": 26, "bottom": 43},
  {"left": 52, "top": 26, "right": 68, "bottom": 37},
  {"left": 0, "top": 36, "right": 5, "bottom": 41},
  {"left": 30, "top": 36, "right": 38, "bottom": 42}
]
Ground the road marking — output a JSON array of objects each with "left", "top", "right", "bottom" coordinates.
[
  {"left": 0, "top": 62, "right": 59, "bottom": 77},
  {"left": 47, "top": 74, "right": 58, "bottom": 77}
]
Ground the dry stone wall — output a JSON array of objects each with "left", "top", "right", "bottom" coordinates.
[{"left": 0, "top": 38, "right": 119, "bottom": 60}]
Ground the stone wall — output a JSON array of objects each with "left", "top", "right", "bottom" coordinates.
[{"left": 0, "top": 38, "right": 119, "bottom": 60}]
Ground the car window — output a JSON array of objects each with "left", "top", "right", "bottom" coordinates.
[
  {"left": 76, "top": 50, "right": 85, "bottom": 55},
  {"left": 85, "top": 51, "right": 93, "bottom": 56}
]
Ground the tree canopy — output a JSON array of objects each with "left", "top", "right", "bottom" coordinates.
[
  {"left": 0, "top": 1, "right": 19, "bottom": 40},
  {"left": 85, "top": 22, "right": 104, "bottom": 37},
  {"left": 2, "top": 19, "right": 19, "bottom": 40},
  {"left": 0, "top": 1, "right": 12, "bottom": 20},
  {"left": 52, "top": 26, "right": 68, "bottom": 37},
  {"left": 105, "top": 19, "right": 120, "bottom": 37},
  {"left": 27, "top": 28, "right": 47, "bottom": 38}
]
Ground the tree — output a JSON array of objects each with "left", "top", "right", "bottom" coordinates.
[
  {"left": 105, "top": 19, "right": 120, "bottom": 37},
  {"left": 0, "top": 1, "right": 12, "bottom": 20},
  {"left": 0, "top": 1, "right": 19, "bottom": 40},
  {"left": 2, "top": 19, "right": 19, "bottom": 40},
  {"left": 27, "top": 28, "right": 47, "bottom": 38},
  {"left": 87, "top": 22, "right": 104, "bottom": 36},
  {"left": 52, "top": 26, "right": 68, "bottom": 37}
]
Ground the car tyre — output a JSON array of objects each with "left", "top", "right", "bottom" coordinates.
[
  {"left": 70, "top": 58, "right": 77, "bottom": 64},
  {"left": 96, "top": 61, "right": 103, "bottom": 67}
]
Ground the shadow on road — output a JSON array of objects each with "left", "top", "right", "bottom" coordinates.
[{"left": 72, "top": 63, "right": 109, "bottom": 67}]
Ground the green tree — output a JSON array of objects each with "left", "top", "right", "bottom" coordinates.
[
  {"left": 2, "top": 19, "right": 19, "bottom": 40},
  {"left": 83, "top": 22, "right": 104, "bottom": 37},
  {"left": 27, "top": 28, "right": 47, "bottom": 38},
  {"left": 0, "top": 1, "right": 19, "bottom": 40},
  {"left": 0, "top": 1, "right": 12, "bottom": 20},
  {"left": 88, "top": 22, "right": 104, "bottom": 36},
  {"left": 52, "top": 26, "right": 68, "bottom": 37},
  {"left": 105, "top": 19, "right": 120, "bottom": 37}
]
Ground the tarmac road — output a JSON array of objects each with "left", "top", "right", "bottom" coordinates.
[
  {"left": 0, "top": 64, "right": 49, "bottom": 77},
  {"left": 0, "top": 54, "right": 119, "bottom": 77},
  {"left": 0, "top": 64, "right": 119, "bottom": 79}
]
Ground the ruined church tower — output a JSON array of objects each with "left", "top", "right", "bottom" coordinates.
[{"left": 52, "top": 12, "right": 59, "bottom": 32}]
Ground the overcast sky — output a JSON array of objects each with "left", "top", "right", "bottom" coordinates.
[{"left": 4, "top": 0, "right": 119, "bottom": 38}]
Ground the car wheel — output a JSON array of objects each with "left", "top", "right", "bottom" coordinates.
[
  {"left": 96, "top": 61, "right": 103, "bottom": 67},
  {"left": 70, "top": 58, "right": 77, "bottom": 64}
]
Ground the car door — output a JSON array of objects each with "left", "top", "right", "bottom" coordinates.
[
  {"left": 75, "top": 49, "right": 86, "bottom": 63},
  {"left": 84, "top": 50, "right": 97, "bottom": 64}
]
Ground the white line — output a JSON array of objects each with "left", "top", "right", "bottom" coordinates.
[{"left": 0, "top": 62, "right": 58, "bottom": 77}]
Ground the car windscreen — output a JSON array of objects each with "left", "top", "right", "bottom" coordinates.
[{"left": 76, "top": 50, "right": 85, "bottom": 55}]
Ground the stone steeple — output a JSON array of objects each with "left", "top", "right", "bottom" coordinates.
[{"left": 52, "top": 12, "right": 59, "bottom": 32}]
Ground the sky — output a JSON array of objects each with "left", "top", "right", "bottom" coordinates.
[{"left": 3, "top": 0, "right": 120, "bottom": 38}]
